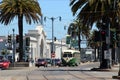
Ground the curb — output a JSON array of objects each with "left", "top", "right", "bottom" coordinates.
[
  {"left": 8, "top": 67, "right": 28, "bottom": 70},
  {"left": 8, "top": 66, "right": 36, "bottom": 70},
  {"left": 91, "top": 67, "right": 119, "bottom": 72}
]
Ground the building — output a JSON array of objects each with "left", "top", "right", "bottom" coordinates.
[
  {"left": 46, "top": 39, "right": 68, "bottom": 59},
  {"left": 0, "top": 25, "right": 47, "bottom": 63},
  {"left": 0, "top": 25, "right": 68, "bottom": 67},
  {"left": 25, "top": 25, "right": 47, "bottom": 62}
]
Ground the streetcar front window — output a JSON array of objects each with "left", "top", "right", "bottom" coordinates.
[
  {"left": 63, "top": 52, "right": 72, "bottom": 57},
  {"left": 68, "top": 54, "right": 72, "bottom": 57},
  {"left": 63, "top": 54, "right": 67, "bottom": 57}
]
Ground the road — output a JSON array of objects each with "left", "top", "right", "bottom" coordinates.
[{"left": 0, "top": 62, "right": 118, "bottom": 80}]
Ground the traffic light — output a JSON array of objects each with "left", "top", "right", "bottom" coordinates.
[
  {"left": 25, "top": 47, "right": 30, "bottom": 53},
  {"left": 54, "top": 37, "right": 56, "bottom": 41},
  {"left": 101, "top": 30, "right": 106, "bottom": 41},
  {"left": 116, "top": 31, "right": 120, "bottom": 41},
  {"left": 94, "top": 31, "right": 100, "bottom": 42},
  {"left": 16, "top": 48, "right": 19, "bottom": 53},
  {"left": 110, "top": 31, "right": 116, "bottom": 42},
  {"left": 26, "top": 37, "right": 30, "bottom": 46},
  {"left": 16, "top": 35, "right": 19, "bottom": 43},
  {"left": 8, "top": 35, "right": 12, "bottom": 43},
  {"left": 116, "top": 31, "right": 120, "bottom": 47}
]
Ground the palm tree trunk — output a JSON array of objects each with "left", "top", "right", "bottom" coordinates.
[
  {"left": 78, "top": 34, "right": 81, "bottom": 51},
  {"left": 78, "top": 27, "right": 81, "bottom": 51},
  {"left": 18, "top": 14, "right": 23, "bottom": 61}
]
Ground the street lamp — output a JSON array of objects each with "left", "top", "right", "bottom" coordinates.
[
  {"left": 44, "top": 16, "right": 61, "bottom": 55},
  {"left": 12, "top": 29, "right": 16, "bottom": 66}
]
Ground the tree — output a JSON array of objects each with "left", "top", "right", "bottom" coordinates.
[
  {"left": 88, "top": 30, "right": 101, "bottom": 61},
  {"left": 70, "top": 0, "right": 120, "bottom": 68},
  {"left": 68, "top": 19, "right": 90, "bottom": 51},
  {"left": 0, "top": 0, "right": 42, "bottom": 61},
  {"left": 70, "top": 0, "right": 120, "bottom": 28},
  {"left": 1, "top": 49, "right": 10, "bottom": 59}
]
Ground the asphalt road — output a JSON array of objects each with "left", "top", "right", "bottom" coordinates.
[{"left": 0, "top": 62, "right": 118, "bottom": 80}]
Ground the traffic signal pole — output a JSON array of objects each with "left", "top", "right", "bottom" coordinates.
[
  {"left": 106, "top": 22, "right": 111, "bottom": 68},
  {"left": 99, "top": 17, "right": 111, "bottom": 69}
]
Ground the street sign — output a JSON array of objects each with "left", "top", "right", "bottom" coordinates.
[
  {"left": 51, "top": 53, "right": 55, "bottom": 58},
  {"left": 0, "top": 38, "right": 3, "bottom": 42},
  {"left": 85, "top": 51, "right": 92, "bottom": 54},
  {"left": 104, "top": 49, "right": 111, "bottom": 59}
]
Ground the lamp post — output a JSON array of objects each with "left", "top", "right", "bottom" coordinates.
[
  {"left": 44, "top": 16, "right": 61, "bottom": 66},
  {"left": 44, "top": 16, "right": 61, "bottom": 55},
  {"left": 12, "top": 29, "right": 16, "bottom": 66}
]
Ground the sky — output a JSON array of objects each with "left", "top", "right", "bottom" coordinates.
[
  {"left": 0, "top": 0, "right": 74, "bottom": 40},
  {"left": 39, "top": 0, "right": 74, "bottom": 39}
]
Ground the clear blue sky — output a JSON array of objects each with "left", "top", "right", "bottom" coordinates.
[
  {"left": 0, "top": 0, "right": 74, "bottom": 40},
  {"left": 39, "top": 0, "right": 74, "bottom": 39}
]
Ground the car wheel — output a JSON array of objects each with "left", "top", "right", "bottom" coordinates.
[
  {"left": 37, "top": 66, "right": 39, "bottom": 68},
  {"left": 75, "top": 63, "right": 78, "bottom": 66},
  {"left": 44, "top": 65, "right": 47, "bottom": 67}
]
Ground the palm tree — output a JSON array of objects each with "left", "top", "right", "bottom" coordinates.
[
  {"left": 68, "top": 19, "right": 90, "bottom": 51},
  {"left": 1, "top": 49, "right": 10, "bottom": 59},
  {"left": 67, "top": 22, "right": 78, "bottom": 49},
  {"left": 0, "top": 0, "right": 42, "bottom": 61},
  {"left": 70, "top": 0, "right": 120, "bottom": 60},
  {"left": 70, "top": 0, "right": 120, "bottom": 28},
  {"left": 87, "top": 30, "right": 101, "bottom": 61}
]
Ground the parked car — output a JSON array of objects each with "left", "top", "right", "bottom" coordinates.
[
  {"left": 52, "top": 59, "right": 62, "bottom": 66},
  {"left": 35, "top": 58, "right": 47, "bottom": 67},
  {"left": 46, "top": 58, "right": 52, "bottom": 66},
  {"left": 0, "top": 59, "right": 10, "bottom": 69}
]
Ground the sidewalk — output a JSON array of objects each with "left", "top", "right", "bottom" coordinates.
[
  {"left": 1, "top": 63, "right": 120, "bottom": 80},
  {"left": 112, "top": 64, "right": 120, "bottom": 71},
  {"left": 8, "top": 62, "right": 120, "bottom": 71},
  {"left": 91, "top": 64, "right": 120, "bottom": 72}
]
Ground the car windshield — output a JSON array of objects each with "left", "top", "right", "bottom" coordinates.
[
  {"left": 52, "top": 59, "right": 60, "bottom": 62},
  {"left": 0, "top": 60, "right": 8, "bottom": 62},
  {"left": 38, "top": 59, "right": 45, "bottom": 62},
  {"left": 46, "top": 59, "right": 51, "bottom": 62},
  {"left": 55, "top": 59, "right": 60, "bottom": 62},
  {"left": 0, "top": 60, "right": 3, "bottom": 62}
]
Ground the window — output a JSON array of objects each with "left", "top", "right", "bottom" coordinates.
[
  {"left": 63, "top": 54, "right": 67, "bottom": 57},
  {"left": 68, "top": 54, "right": 72, "bottom": 57},
  {"left": 63, "top": 52, "right": 72, "bottom": 57}
]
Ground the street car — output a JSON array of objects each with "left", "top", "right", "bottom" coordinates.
[
  {"left": 62, "top": 49, "right": 80, "bottom": 66},
  {"left": 0, "top": 59, "right": 10, "bottom": 69},
  {"left": 35, "top": 58, "right": 47, "bottom": 67}
]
